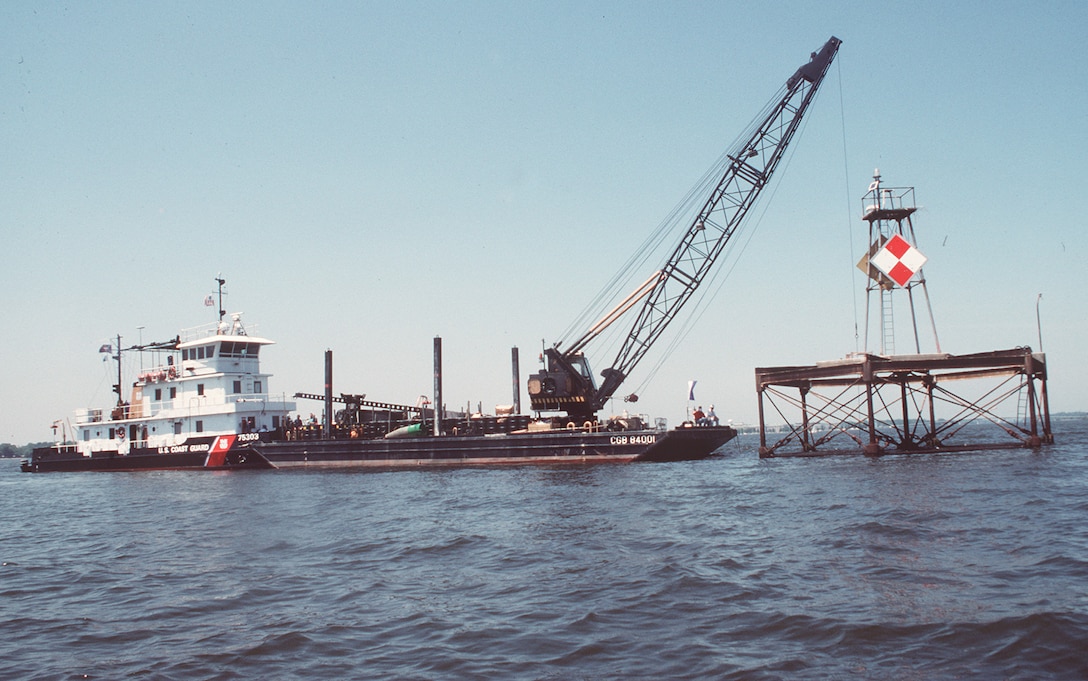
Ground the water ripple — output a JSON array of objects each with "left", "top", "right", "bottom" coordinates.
[{"left": 4, "top": 418, "right": 1088, "bottom": 679}]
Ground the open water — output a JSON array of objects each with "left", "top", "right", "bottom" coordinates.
[{"left": 3, "top": 417, "right": 1087, "bottom": 680}]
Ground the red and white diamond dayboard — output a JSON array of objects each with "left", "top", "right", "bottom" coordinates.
[{"left": 869, "top": 234, "right": 927, "bottom": 287}]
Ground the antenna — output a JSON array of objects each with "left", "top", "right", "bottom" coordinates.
[{"left": 1036, "top": 293, "right": 1044, "bottom": 352}]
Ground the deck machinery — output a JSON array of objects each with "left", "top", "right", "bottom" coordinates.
[{"left": 529, "top": 37, "right": 842, "bottom": 424}]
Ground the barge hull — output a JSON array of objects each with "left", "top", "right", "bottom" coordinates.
[{"left": 250, "top": 426, "right": 736, "bottom": 469}]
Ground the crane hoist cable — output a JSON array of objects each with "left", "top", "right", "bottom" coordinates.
[{"left": 530, "top": 37, "right": 842, "bottom": 420}]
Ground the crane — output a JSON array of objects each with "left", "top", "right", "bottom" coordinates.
[{"left": 528, "top": 36, "right": 841, "bottom": 421}]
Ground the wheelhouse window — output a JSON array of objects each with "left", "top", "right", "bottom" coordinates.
[
  {"left": 183, "top": 345, "right": 217, "bottom": 360},
  {"left": 219, "top": 341, "right": 260, "bottom": 358}
]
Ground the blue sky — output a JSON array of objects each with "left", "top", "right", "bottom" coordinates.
[{"left": 2, "top": 1, "right": 1085, "bottom": 444}]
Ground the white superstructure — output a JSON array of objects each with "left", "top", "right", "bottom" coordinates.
[{"left": 70, "top": 312, "right": 295, "bottom": 456}]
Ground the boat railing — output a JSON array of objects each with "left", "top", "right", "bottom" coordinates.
[
  {"left": 230, "top": 394, "right": 265, "bottom": 405},
  {"left": 74, "top": 408, "right": 105, "bottom": 424},
  {"left": 178, "top": 320, "right": 261, "bottom": 343},
  {"left": 78, "top": 392, "right": 293, "bottom": 424}
]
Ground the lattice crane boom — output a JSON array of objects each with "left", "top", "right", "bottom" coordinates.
[{"left": 529, "top": 37, "right": 841, "bottom": 420}]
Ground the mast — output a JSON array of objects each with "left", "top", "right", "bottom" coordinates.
[
  {"left": 215, "top": 274, "right": 227, "bottom": 325},
  {"left": 110, "top": 333, "right": 181, "bottom": 413},
  {"left": 113, "top": 333, "right": 123, "bottom": 407}
]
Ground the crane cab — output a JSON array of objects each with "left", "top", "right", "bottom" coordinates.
[{"left": 527, "top": 350, "right": 598, "bottom": 416}]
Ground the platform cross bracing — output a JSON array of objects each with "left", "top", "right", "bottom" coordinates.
[{"left": 754, "top": 348, "right": 1052, "bottom": 457}]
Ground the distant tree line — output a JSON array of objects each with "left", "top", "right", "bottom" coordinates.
[{"left": 0, "top": 443, "right": 48, "bottom": 458}]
